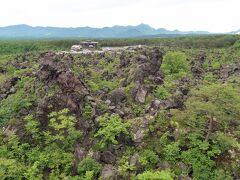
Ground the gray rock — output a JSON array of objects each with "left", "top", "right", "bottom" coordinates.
[
  {"left": 157, "top": 161, "right": 170, "bottom": 170},
  {"left": 108, "top": 88, "right": 126, "bottom": 105},
  {"left": 109, "top": 106, "right": 116, "bottom": 110},
  {"left": 132, "top": 84, "right": 147, "bottom": 103},
  {"left": 129, "top": 153, "right": 140, "bottom": 166},
  {"left": 146, "top": 99, "right": 161, "bottom": 116},
  {"left": 105, "top": 99, "right": 111, "bottom": 105},
  {"left": 101, "top": 165, "right": 117, "bottom": 179},
  {"left": 100, "top": 151, "right": 116, "bottom": 164},
  {"left": 133, "top": 129, "right": 145, "bottom": 143},
  {"left": 3, "top": 125, "right": 18, "bottom": 141}
]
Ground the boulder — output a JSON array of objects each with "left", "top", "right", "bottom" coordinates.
[
  {"left": 101, "top": 165, "right": 117, "bottom": 179},
  {"left": 133, "top": 129, "right": 145, "bottom": 143},
  {"left": 129, "top": 153, "right": 140, "bottom": 166},
  {"left": 100, "top": 151, "right": 116, "bottom": 164},
  {"left": 131, "top": 83, "right": 147, "bottom": 103},
  {"left": 146, "top": 99, "right": 161, "bottom": 116},
  {"left": 161, "top": 98, "right": 184, "bottom": 110},
  {"left": 108, "top": 89, "right": 126, "bottom": 105},
  {"left": 136, "top": 54, "right": 148, "bottom": 63},
  {"left": 157, "top": 161, "right": 170, "bottom": 170}
]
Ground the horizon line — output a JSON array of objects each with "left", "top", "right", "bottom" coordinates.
[{"left": 0, "top": 23, "right": 237, "bottom": 34}]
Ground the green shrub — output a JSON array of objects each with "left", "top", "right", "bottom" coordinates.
[
  {"left": 137, "top": 170, "right": 173, "bottom": 180},
  {"left": 82, "top": 103, "right": 93, "bottom": 120},
  {"left": 77, "top": 157, "right": 102, "bottom": 178},
  {"left": 163, "top": 142, "right": 180, "bottom": 163},
  {"left": 162, "top": 52, "right": 189, "bottom": 79},
  {"left": 132, "top": 104, "right": 144, "bottom": 117},
  {"left": 211, "top": 61, "right": 221, "bottom": 70},
  {"left": 0, "top": 158, "right": 26, "bottom": 179},
  {"left": 203, "top": 73, "right": 217, "bottom": 83},
  {"left": 154, "top": 85, "right": 171, "bottom": 100},
  {"left": 139, "top": 149, "right": 159, "bottom": 170},
  {"left": 0, "top": 109, "right": 81, "bottom": 178},
  {"left": 94, "top": 114, "right": 130, "bottom": 150},
  {"left": 0, "top": 77, "right": 36, "bottom": 127}
]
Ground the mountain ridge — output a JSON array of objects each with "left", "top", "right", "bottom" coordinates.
[{"left": 0, "top": 23, "right": 237, "bottom": 38}]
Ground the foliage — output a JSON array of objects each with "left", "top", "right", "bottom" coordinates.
[
  {"left": 163, "top": 142, "right": 180, "bottom": 163},
  {"left": 161, "top": 51, "right": 189, "bottom": 79},
  {"left": 117, "top": 148, "right": 136, "bottom": 175},
  {"left": 154, "top": 79, "right": 174, "bottom": 100},
  {"left": 1, "top": 37, "right": 240, "bottom": 179},
  {"left": 82, "top": 103, "right": 93, "bottom": 120},
  {"left": 186, "top": 83, "right": 240, "bottom": 125},
  {"left": 0, "top": 109, "right": 81, "bottom": 178},
  {"left": 77, "top": 157, "right": 102, "bottom": 178},
  {"left": 0, "top": 77, "right": 36, "bottom": 126},
  {"left": 137, "top": 170, "right": 173, "bottom": 180},
  {"left": 131, "top": 103, "right": 145, "bottom": 117},
  {"left": 94, "top": 114, "right": 130, "bottom": 150},
  {"left": 0, "top": 158, "right": 26, "bottom": 179},
  {"left": 139, "top": 149, "right": 159, "bottom": 170}
]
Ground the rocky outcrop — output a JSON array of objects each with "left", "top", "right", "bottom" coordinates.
[
  {"left": 0, "top": 77, "right": 18, "bottom": 100},
  {"left": 131, "top": 114, "right": 154, "bottom": 144},
  {"left": 191, "top": 52, "right": 206, "bottom": 78},
  {"left": 132, "top": 48, "right": 163, "bottom": 103},
  {"left": 119, "top": 53, "right": 130, "bottom": 68},
  {"left": 218, "top": 60, "right": 240, "bottom": 80},
  {"left": 131, "top": 83, "right": 147, "bottom": 104},
  {"left": 35, "top": 52, "right": 89, "bottom": 126}
]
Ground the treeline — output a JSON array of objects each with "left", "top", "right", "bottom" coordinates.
[
  {"left": 0, "top": 35, "right": 239, "bottom": 56},
  {"left": 98, "top": 35, "right": 240, "bottom": 48},
  {"left": 0, "top": 40, "right": 79, "bottom": 55}
]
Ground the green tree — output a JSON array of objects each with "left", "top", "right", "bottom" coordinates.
[
  {"left": 162, "top": 52, "right": 189, "bottom": 79},
  {"left": 94, "top": 114, "right": 130, "bottom": 150}
]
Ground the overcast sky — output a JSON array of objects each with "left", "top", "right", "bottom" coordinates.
[{"left": 1, "top": 0, "right": 239, "bottom": 32}]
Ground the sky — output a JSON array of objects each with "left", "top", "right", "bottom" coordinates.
[{"left": 1, "top": 0, "right": 240, "bottom": 33}]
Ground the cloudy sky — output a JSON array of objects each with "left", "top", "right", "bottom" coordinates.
[{"left": 1, "top": 0, "right": 239, "bottom": 32}]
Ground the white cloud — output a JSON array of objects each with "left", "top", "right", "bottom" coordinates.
[{"left": 0, "top": 0, "right": 240, "bottom": 32}]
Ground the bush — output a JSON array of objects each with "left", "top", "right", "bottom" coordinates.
[
  {"left": 162, "top": 52, "right": 189, "bottom": 79},
  {"left": 94, "top": 114, "right": 130, "bottom": 150},
  {"left": 82, "top": 103, "right": 93, "bottom": 120},
  {"left": 77, "top": 157, "right": 102, "bottom": 178},
  {"left": 0, "top": 158, "right": 26, "bottom": 179},
  {"left": 163, "top": 142, "right": 180, "bottom": 163},
  {"left": 137, "top": 170, "right": 173, "bottom": 180},
  {"left": 139, "top": 149, "right": 159, "bottom": 170},
  {"left": 0, "top": 77, "right": 36, "bottom": 127}
]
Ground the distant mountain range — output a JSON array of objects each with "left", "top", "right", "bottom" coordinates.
[{"left": 0, "top": 24, "right": 238, "bottom": 38}]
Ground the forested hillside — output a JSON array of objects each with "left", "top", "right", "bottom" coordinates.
[{"left": 0, "top": 36, "right": 240, "bottom": 179}]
